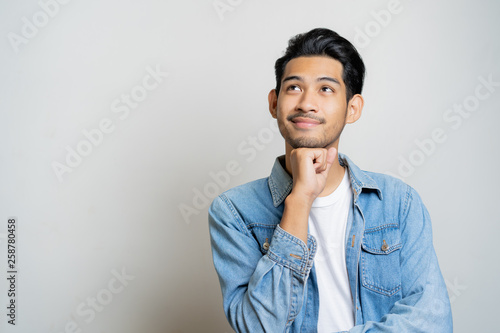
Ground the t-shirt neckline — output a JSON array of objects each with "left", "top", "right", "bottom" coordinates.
[{"left": 311, "top": 168, "right": 350, "bottom": 208}]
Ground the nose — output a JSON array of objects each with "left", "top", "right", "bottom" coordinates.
[{"left": 296, "top": 89, "right": 318, "bottom": 113}]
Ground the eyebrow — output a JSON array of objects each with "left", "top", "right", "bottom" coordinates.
[{"left": 282, "top": 75, "right": 341, "bottom": 86}]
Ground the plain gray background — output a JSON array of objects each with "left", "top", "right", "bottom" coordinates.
[{"left": 0, "top": 0, "right": 499, "bottom": 332}]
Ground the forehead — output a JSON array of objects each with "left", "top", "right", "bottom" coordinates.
[{"left": 283, "top": 56, "right": 344, "bottom": 84}]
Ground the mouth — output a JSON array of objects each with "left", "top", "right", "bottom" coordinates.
[{"left": 290, "top": 116, "right": 321, "bottom": 129}]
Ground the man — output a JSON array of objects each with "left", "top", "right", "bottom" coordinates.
[{"left": 209, "top": 28, "right": 452, "bottom": 332}]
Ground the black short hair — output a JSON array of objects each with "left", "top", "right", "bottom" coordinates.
[{"left": 274, "top": 28, "right": 365, "bottom": 103}]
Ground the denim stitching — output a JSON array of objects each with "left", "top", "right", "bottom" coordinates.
[
  {"left": 219, "top": 194, "right": 252, "bottom": 237},
  {"left": 364, "top": 223, "right": 399, "bottom": 234},
  {"left": 361, "top": 249, "right": 402, "bottom": 296}
]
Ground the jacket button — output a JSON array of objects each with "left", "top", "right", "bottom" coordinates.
[
  {"left": 381, "top": 240, "right": 388, "bottom": 251},
  {"left": 263, "top": 238, "right": 269, "bottom": 250}
]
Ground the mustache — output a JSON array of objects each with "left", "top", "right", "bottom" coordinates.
[{"left": 286, "top": 114, "right": 325, "bottom": 123}]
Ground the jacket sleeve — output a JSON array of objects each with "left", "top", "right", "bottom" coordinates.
[
  {"left": 348, "top": 186, "right": 453, "bottom": 333},
  {"left": 208, "top": 193, "right": 316, "bottom": 333}
]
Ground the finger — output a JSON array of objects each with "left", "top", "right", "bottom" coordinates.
[
  {"left": 326, "top": 147, "right": 337, "bottom": 165},
  {"left": 323, "top": 147, "right": 338, "bottom": 174},
  {"left": 312, "top": 149, "right": 328, "bottom": 173}
]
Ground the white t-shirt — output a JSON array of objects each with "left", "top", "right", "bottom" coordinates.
[{"left": 308, "top": 167, "right": 354, "bottom": 332}]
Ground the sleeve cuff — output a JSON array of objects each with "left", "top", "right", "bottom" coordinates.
[{"left": 266, "top": 225, "right": 317, "bottom": 277}]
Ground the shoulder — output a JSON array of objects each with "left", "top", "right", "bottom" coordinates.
[
  {"left": 340, "top": 153, "right": 413, "bottom": 205},
  {"left": 365, "top": 170, "right": 412, "bottom": 198},
  {"left": 220, "top": 177, "right": 271, "bottom": 201},
  {"left": 209, "top": 177, "right": 277, "bottom": 225},
  {"left": 370, "top": 171, "right": 424, "bottom": 216},
  {"left": 353, "top": 166, "right": 412, "bottom": 203},
  {"left": 356, "top": 169, "right": 425, "bottom": 225}
]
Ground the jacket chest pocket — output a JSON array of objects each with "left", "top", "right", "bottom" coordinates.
[{"left": 360, "top": 224, "right": 402, "bottom": 297}]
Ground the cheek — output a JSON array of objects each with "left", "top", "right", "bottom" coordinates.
[
  {"left": 275, "top": 106, "right": 288, "bottom": 125},
  {"left": 275, "top": 112, "right": 290, "bottom": 135},
  {"left": 277, "top": 116, "right": 288, "bottom": 133}
]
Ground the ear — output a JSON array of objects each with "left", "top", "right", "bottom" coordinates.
[
  {"left": 268, "top": 89, "right": 278, "bottom": 119},
  {"left": 345, "top": 94, "right": 364, "bottom": 124}
]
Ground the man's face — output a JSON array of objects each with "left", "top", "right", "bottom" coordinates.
[{"left": 270, "top": 56, "right": 349, "bottom": 149}]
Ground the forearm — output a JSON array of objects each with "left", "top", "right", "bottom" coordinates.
[
  {"left": 228, "top": 227, "right": 315, "bottom": 332},
  {"left": 280, "top": 147, "right": 337, "bottom": 244},
  {"left": 279, "top": 193, "right": 312, "bottom": 244},
  {"left": 209, "top": 195, "right": 316, "bottom": 332}
]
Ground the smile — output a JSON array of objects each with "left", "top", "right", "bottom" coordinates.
[{"left": 291, "top": 117, "right": 321, "bottom": 129}]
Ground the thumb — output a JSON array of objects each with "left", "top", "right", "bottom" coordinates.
[
  {"left": 322, "top": 147, "right": 337, "bottom": 175},
  {"left": 326, "top": 147, "right": 337, "bottom": 166}
]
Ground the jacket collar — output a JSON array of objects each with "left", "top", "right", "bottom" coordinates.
[{"left": 268, "top": 153, "right": 382, "bottom": 207}]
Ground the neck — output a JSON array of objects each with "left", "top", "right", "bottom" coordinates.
[{"left": 284, "top": 142, "right": 345, "bottom": 197}]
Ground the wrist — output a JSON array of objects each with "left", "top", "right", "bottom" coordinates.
[
  {"left": 279, "top": 193, "right": 312, "bottom": 244},
  {"left": 286, "top": 190, "right": 315, "bottom": 208}
]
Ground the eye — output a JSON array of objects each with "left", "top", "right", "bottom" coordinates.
[
  {"left": 286, "top": 84, "right": 301, "bottom": 92},
  {"left": 321, "top": 86, "right": 334, "bottom": 93}
]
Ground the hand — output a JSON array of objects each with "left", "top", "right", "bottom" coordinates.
[
  {"left": 289, "top": 147, "right": 337, "bottom": 205},
  {"left": 280, "top": 147, "right": 337, "bottom": 243}
]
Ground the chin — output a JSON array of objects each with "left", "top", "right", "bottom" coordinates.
[{"left": 288, "top": 137, "right": 327, "bottom": 149}]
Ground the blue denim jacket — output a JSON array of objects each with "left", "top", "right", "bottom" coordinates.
[{"left": 209, "top": 153, "right": 453, "bottom": 332}]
